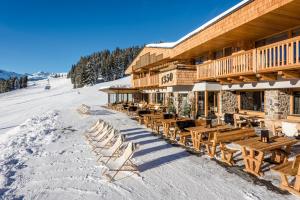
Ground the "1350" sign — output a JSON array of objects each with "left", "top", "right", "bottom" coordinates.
[{"left": 161, "top": 73, "right": 174, "bottom": 85}]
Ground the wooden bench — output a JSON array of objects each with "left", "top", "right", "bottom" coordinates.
[
  {"left": 272, "top": 155, "right": 300, "bottom": 196},
  {"left": 172, "top": 120, "right": 206, "bottom": 145},
  {"left": 205, "top": 128, "right": 256, "bottom": 165}
]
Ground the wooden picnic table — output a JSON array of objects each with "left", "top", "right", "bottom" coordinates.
[
  {"left": 233, "top": 136, "right": 298, "bottom": 177},
  {"left": 205, "top": 128, "right": 256, "bottom": 165},
  {"left": 235, "top": 113, "right": 265, "bottom": 128},
  {"left": 161, "top": 118, "right": 191, "bottom": 138},
  {"left": 143, "top": 113, "right": 162, "bottom": 128},
  {"left": 186, "top": 125, "right": 230, "bottom": 151}
]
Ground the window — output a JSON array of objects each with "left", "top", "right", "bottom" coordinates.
[
  {"left": 294, "top": 92, "right": 300, "bottom": 115},
  {"left": 255, "top": 32, "right": 288, "bottom": 48},
  {"left": 214, "top": 50, "right": 224, "bottom": 59},
  {"left": 208, "top": 92, "right": 219, "bottom": 113},
  {"left": 240, "top": 91, "right": 264, "bottom": 112},
  {"left": 156, "top": 93, "right": 164, "bottom": 104},
  {"left": 197, "top": 92, "right": 205, "bottom": 118},
  {"left": 224, "top": 47, "right": 232, "bottom": 57},
  {"left": 292, "top": 27, "right": 300, "bottom": 37}
]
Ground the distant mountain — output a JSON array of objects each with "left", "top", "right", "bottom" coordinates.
[
  {"left": 26, "top": 71, "right": 50, "bottom": 81},
  {"left": 0, "top": 69, "right": 24, "bottom": 80},
  {"left": 0, "top": 69, "right": 28, "bottom": 93},
  {"left": 27, "top": 71, "right": 66, "bottom": 81}
]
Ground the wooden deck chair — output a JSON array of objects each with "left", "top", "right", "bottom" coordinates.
[
  {"left": 86, "top": 123, "right": 111, "bottom": 141},
  {"left": 85, "top": 121, "right": 108, "bottom": 139},
  {"left": 272, "top": 155, "right": 300, "bottom": 196},
  {"left": 102, "top": 142, "right": 139, "bottom": 182},
  {"left": 87, "top": 119, "right": 104, "bottom": 133},
  {"left": 91, "top": 129, "right": 118, "bottom": 151},
  {"left": 88, "top": 126, "right": 113, "bottom": 144},
  {"left": 96, "top": 134, "right": 126, "bottom": 164}
]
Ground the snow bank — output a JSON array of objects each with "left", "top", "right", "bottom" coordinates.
[{"left": 0, "top": 111, "right": 60, "bottom": 198}]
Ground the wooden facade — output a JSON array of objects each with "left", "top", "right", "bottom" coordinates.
[
  {"left": 126, "top": 0, "right": 300, "bottom": 118},
  {"left": 127, "top": 0, "right": 300, "bottom": 88}
]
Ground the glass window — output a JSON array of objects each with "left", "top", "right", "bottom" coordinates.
[
  {"left": 197, "top": 92, "right": 205, "bottom": 118},
  {"left": 240, "top": 91, "right": 264, "bottom": 112},
  {"left": 292, "top": 27, "right": 300, "bottom": 37},
  {"left": 214, "top": 50, "right": 223, "bottom": 59},
  {"left": 208, "top": 92, "right": 218, "bottom": 114},
  {"left": 255, "top": 32, "right": 289, "bottom": 48},
  {"left": 294, "top": 92, "right": 300, "bottom": 115},
  {"left": 224, "top": 47, "right": 232, "bottom": 57},
  {"left": 156, "top": 93, "right": 164, "bottom": 104}
]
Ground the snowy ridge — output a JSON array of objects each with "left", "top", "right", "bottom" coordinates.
[
  {"left": 146, "top": 0, "right": 252, "bottom": 48},
  {"left": 0, "top": 69, "right": 24, "bottom": 80}
]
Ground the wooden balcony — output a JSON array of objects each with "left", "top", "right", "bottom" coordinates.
[
  {"left": 256, "top": 36, "right": 300, "bottom": 80},
  {"left": 197, "top": 36, "right": 300, "bottom": 83},
  {"left": 132, "top": 74, "right": 159, "bottom": 88}
]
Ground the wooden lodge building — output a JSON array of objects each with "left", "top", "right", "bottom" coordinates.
[{"left": 125, "top": 0, "right": 300, "bottom": 129}]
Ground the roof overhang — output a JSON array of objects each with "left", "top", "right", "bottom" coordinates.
[{"left": 99, "top": 87, "right": 140, "bottom": 94}]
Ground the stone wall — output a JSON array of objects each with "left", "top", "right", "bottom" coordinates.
[
  {"left": 265, "top": 89, "right": 290, "bottom": 120},
  {"left": 221, "top": 91, "right": 238, "bottom": 113}
]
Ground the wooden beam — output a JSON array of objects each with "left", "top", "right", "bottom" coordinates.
[
  {"left": 217, "top": 78, "right": 231, "bottom": 84},
  {"left": 278, "top": 71, "right": 300, "bottom": 79},
  {"left": 257, "top": 74, "right": 277, "bottom": 81},
  {"left": 227, "top": 77, "right": 242, "bottom": 84},
  {"left": 239, "top": 75, "right": 257, "bottom": 82}
]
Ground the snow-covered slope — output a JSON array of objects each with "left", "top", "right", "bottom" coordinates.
[
  {"left": 0, "top": 69, "right": 24, "bottom": 80},
  {"left": 0, "top": 76, "right": 298, "bottom": 200}
]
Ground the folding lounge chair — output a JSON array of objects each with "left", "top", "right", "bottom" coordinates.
[
  {"left": 85, "top": 122, "right": 110, "bottom": 140},
  {"left": 96, "top": 134, "right": 126, "bottom": 164},
  {"left": 88, "top": 126, "right": 113, "bottom": 144},
  {"left": 102, "top": 142, "right": 139, "bottom": 182},
  {"left": 87, "top": 119, "right": 104, "bottom": 133},
  {"left": 85, "top": 122, "right": 109, "bottom": 139},
  {"left": 91, "top": 129, "right": 118, "bottom": 151}
]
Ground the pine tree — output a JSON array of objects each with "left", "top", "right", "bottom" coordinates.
[{"left": 68, "top": 46, "right": 142, "bottom": 88}]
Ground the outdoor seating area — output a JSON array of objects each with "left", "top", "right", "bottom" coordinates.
[
  {"left": 104, "top": 104, "right": 300, "bottom": 196},
  {"left": 84, "top": 119, "right": 139, "bottom": 182}
]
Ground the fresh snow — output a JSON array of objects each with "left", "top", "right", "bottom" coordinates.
[
  {"left": 146, "top": 0, "right": 251, "bottom": 48},
  {"left": 0, "top": 76, "right": 298, "bottom": 199}
]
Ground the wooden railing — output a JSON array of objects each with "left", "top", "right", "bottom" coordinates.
[
  {"left": 197, "top": 36, "right": 300, "bottom": 80},
  {"left": 132, "top": 73, "right": 159, "bottom": 88},
  {"left": 256, "top": 36, "right": 300, "bottom": 72},
  {"left": 197, "top": 61, "right": 215, "bottom": 80},
  {"left": 132, "top": 78, "right": 140, "bottom": 88},
  {"left": 197, "top": 50, "right": 254, "bottom": 80},
  {"left": 149, "top": 74, "right": 159, "bottom": 86}
]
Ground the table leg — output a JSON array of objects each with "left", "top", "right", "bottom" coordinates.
[{"left": 241, "top": 146, "right": 264, "bottom": 177}]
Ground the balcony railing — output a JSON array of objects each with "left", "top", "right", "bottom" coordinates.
[
  {"left": 132, "top": 74, "right": 159, "bottom": 88},
  {"left": 196, "top": 61, "right": 215, "bottom": 80},
  {"left": 256, "top": 36, "right": 300, "bottom": 72},
  {"left": 197, "top": 36, "right": 300, "bottom": 81}
]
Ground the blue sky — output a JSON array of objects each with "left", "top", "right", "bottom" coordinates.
[{"left": 0, "top": 0, "right": 241, "bottom": 74}]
